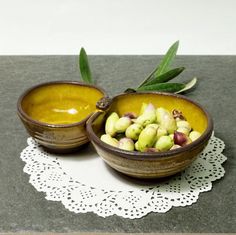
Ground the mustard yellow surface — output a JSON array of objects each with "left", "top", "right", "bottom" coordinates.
[
  {"left": 110, "top": 93, "right": 208, "bottom": 133},
  {"left": 22, "top": 84, "right": 104, "bottom": 124}
]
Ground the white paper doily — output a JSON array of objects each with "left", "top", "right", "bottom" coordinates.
[{"left": 20, "top": 133, "right": 226, "bottom": 219}]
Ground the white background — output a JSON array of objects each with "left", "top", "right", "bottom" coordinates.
[{"left": 0, "top": 0, "right": 235, "bottom": 55}]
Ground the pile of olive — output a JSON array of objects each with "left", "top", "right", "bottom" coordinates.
[{"left": 100, "top": 103, "right": 201, "bottom": 152}]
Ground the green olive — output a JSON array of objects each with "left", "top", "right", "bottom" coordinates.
[
  {"left": 118, "top": 137, "right": 134, "bottom": 151},
  {"left": 115, "top": 117, "right": 131, "bottom": 133},
  {"left": 100, "top": 134, "right": 118, "bottom": 147},
  {"left": 176, "top": 127, "right": 190, "bottom": 136},
  {"left": 156, "top": 126, "right": 168, "bottom": 139},
  {"left": 189, "top": 131, "right": 201, "bottom": 141},
  {"left": 156, "top": 107, "right": 177, "bottom": 134},
  {"left": 176, "top": 120, "right": 191, "bottom": 131},
  {"left": 105, "top": 112, "right": 119, "bottom": 137},
  {"left": 155, "top": 135, "right": 173, "bottom": 151},
  {"left": 138, "top": 126, "right": 157, "bottom": 152},
  {"left": 125, "top": 123, "right": 143, "bottom": 140}
]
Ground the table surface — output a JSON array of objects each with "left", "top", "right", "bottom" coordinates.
[{"left": 0, "top": 55, "right": 235, "bottom": 233}]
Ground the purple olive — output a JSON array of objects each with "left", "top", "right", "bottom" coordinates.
[{"left": 174, "top": 131, "right": 188, "bottom": 146}]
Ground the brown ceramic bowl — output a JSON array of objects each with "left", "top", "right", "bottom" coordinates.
[
  {"left": 17, "top": 81, "right": 107, "bottom": 153},
  {"left": 86, "top": 92, "right": 213, "bottom": 179}
]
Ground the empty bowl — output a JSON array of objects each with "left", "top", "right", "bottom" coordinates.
[{"left": 17, "top": 81, "right": 107, "bottom": 152}]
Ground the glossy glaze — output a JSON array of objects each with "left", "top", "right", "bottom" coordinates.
[
  {"left": 21, "top": 83, "right": 102, "bottom": 124},
  {"left": 86, "top": 92, "right": 213, "bottom": 178}
]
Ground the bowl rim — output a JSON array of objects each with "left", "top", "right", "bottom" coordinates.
[
  {"left": 86, "top": 91, "right": 214, "bottom": 160},
  {"left": 17, "top": 80, "right": 107, "bottom": 128}
]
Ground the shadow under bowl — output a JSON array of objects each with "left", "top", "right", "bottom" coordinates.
[
  {"left": 86, "top": 92, "right": 213, "bottom": 179},
  {"left": 17, "top": 81, "right": 107, "bottom": 153}
]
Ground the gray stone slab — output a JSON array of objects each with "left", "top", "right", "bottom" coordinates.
[{"left": 0, "top": 55, "right": 235, "bottom": 233}]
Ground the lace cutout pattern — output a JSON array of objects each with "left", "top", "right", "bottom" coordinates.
[{"left": 20, "top": 134, "right": 226, "bottom": 219}]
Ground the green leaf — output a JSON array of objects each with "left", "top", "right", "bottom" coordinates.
[
  {"left": 137, "top": 82, "right": 185, "bottom": 93},
  {"left": 155, "top": 40, "right": 179, "bottom": 77},
  {"left": 79, "top": 47, "right": 93, "bottom": 84},
  {"left": 175, "top": 77, "right": 197, "bottom": 93},
  {"left": 138, "top": 67, "right": 158, "bottom": 88},
  {"left": 143, "top": 67, "right": 185, "bottom": 86}
]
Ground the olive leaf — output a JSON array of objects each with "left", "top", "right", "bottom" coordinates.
[
  {"left": 143, "top": 67, "right": 185, "bottom": 86},
  {"left": 79, "top": 47, "right": 94, "bottom": 84},
  {"left": 137, "top": 41, "right": 180, "bottom": 88},
  {"left": 134, "top": 41, "right": 197, "bottom": 93},
  {"left": 138, "top": 66, "right": 159, "bottom": 88},
  {"left": 175, "top": 77, "right": 197, "bottom": 93},
  {"left": 78, "top": 42, "right": 197, "bottom": 95},
  {"left": 137, "top": 83, "right": 185, "bottom": 93},
  {"left": 154, "top": 40, "right": 179, "bottom": 77}
]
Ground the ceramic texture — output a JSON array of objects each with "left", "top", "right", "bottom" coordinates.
[
  {"left": 17, "top": 81, "right": 106, "bottom": 153},
  {"left": 86, "top": 92, "right": 213, "bottom": 178}
]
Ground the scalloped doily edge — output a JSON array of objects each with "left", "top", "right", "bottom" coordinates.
[{"left": 20, "top": 135, "right": 227, "bottom": 218}]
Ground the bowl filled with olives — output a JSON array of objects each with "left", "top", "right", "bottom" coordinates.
[{"left": 86, "top": 92, "right": 213, "bottom": 179}]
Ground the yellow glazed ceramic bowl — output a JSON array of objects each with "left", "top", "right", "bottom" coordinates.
[
  {"left": 17, "top": 81, "right": 106, "bottom": 152},
  {"left": 86, "top": 92, "right": 213, "bottom": 178}
]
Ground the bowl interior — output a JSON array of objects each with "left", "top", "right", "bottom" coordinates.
[
  {"left": 109, "top": 93, "right": 208, "bottom": 133},
  {"left": 20, "top": 83, "right": 105, "bottom": 125},
  {"left": 90, "top": 92, "right": 209, "bottom": 143}
]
